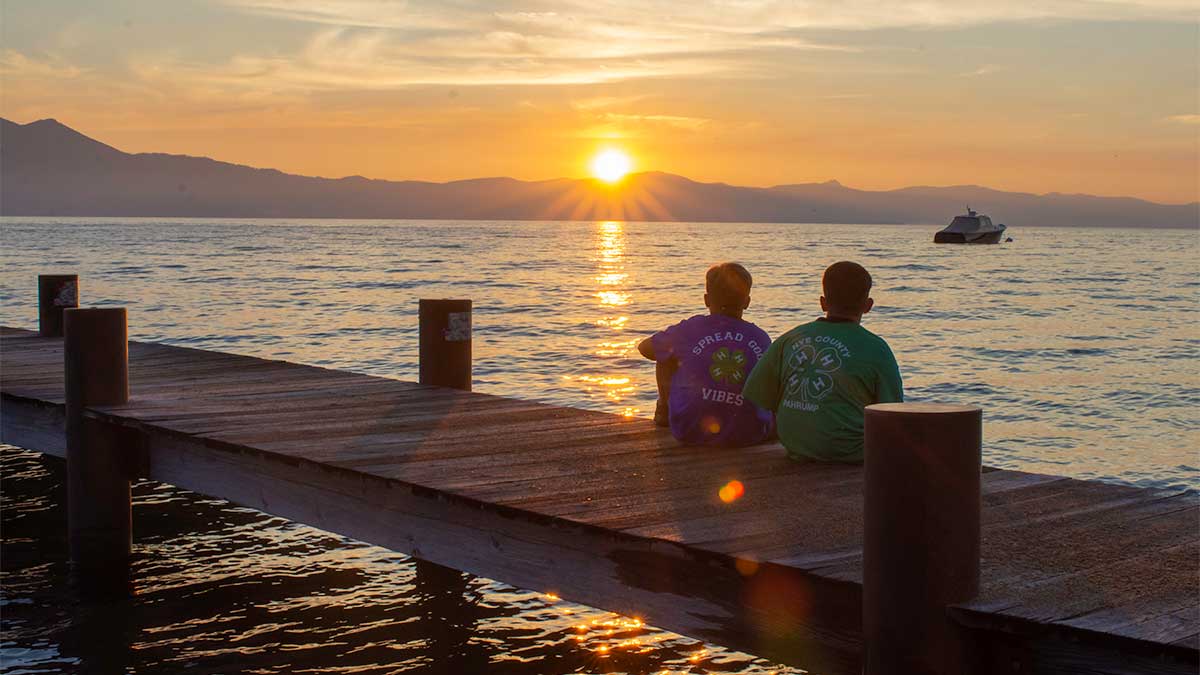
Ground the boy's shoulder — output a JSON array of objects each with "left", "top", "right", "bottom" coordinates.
[
  {"left": 661, "top": 314, "right": 709, "bottom": 331},
  {"left": 777, "top": 319, "right": 894, "bottom": 351},
  {"left": 854, "top": 323, "right": 895, "bottom": 352},
  {"left": 667, "top": 313, "right": 765, "bottom": 333},
  {"left": 732, "top": 316, "right": 771, "bottom": 338}
]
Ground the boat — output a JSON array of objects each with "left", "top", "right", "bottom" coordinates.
[{"left": 934, "top": 208, "right": 1007, "bottom": 244}]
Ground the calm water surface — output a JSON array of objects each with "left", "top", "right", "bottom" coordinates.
[{"left": 2, "top": 218, "right": 1197, "bottom": 674}]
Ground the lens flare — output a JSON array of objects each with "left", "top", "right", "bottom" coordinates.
[
  {"left": 719, "top": 480, "right": 745, "bottom": 503},
  {"left": 735, "top": 558, "right": 760, "bottom": 576}
]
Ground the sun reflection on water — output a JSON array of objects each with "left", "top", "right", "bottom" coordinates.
[
  {"left": 569, "top": 613, "right": 667, "bottom": 660},
  {"left": 595, "top": 316, "right": 629, "bottom": 329},
  {"left": 566, "top": 221, "right": 642, "bottom": 416},
  {"left": 595, "top": 339, "right": 638, "bottom": 357},
  {"left": 597, "top": 290, "right": 632, "bottom": 306}
]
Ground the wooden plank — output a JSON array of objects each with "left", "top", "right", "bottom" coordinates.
[
  {"left": 130, "top": 398, "right": 562, "bottom": 438},
  {"left": 138, "top": 423, "right": 866, "bottom": 675},
  {"left": 974, "top": 489, "right": 1197, "bottom": 601},
  {"left": 952, "top": 607, "right": 1198, "bottom": 674},
  {"left": 1, "top": 394, "right": 67, "bottom": 458},
  {"left": 1171, "top": 632, "right": 1199, "bottom": 649}
]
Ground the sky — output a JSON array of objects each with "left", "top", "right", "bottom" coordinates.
[{"left": 2, "top": 0, "right": 1197, "bottom": 203}]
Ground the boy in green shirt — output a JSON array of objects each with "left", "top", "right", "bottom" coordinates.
[{"left": 743, "top": 261, "right": 903, "bottom": 462}]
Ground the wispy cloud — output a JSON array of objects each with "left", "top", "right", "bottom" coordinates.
[
  {"left": 132, "top": 28, "right": 736, "bottom": 90},
  {"left": 191, "top": 0, "right": 1196, "bottom": 90},
  {"left": 203, "top": 1, "right": 869, "bottom": 89},
  {"left": 0, "top": 50, "right": 87, "bottom": 80},
  {"left": 571, "top": 95, "right": 654, "bottom": 111},
  {"left": 1164, "top": 114, "right": 1200, "bottom": 125},
  {"left": 599, "top": 112, "right": 714, "bottom": 131},
  {"left": 959, "top": 64, "right": 1004, "bottom": 77},
  {"left": 225, "top": 0, "right": 1199, "bottom": 32}
]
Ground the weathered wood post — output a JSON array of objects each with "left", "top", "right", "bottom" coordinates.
[
  {"left": 419, "top": 299, "right": 472, "bottom": 391},
  {"left": 64, "top": 307, "right": 132, "bottom": 596},
  {"left": 38, "top": 274, "right": 79, "bottom": 337},
  {"left": 863, "top": 402, "right": 982, "bottom": 675},
  {"left": 415, "top": 298, "right": 476, "bottom": 655}
]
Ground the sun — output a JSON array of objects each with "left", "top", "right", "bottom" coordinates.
[{"left": 590, "top": 149, "right": 632, "bottom": 183}]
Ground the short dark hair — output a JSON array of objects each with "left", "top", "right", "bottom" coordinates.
[
  {"left": 706, "top": 262, "right": 752, "bottom": 308},
  {"left": 822, "top": 261, "right": 872, "bottom": 310}
]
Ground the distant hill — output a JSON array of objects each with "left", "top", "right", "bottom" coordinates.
[{"left": 2, "top": 117, "right": 1196, "bottom": 228}]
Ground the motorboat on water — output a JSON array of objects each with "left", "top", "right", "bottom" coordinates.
[{"left": 934, "top": 208, "right": 1007, "bottom": 244}]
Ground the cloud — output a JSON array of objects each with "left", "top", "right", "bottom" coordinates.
[
  {"left": 600, "top": 112, "right": 714, "bottom": 131},
  {"left": 224, "top": 0, "right": 1199, "bottom": 32},
  {"left": 571, "top": 95, "right": 654, "bottom": 111},
  {"left": 1164, "top": 114, "right": 1200, "bottom": 125},
  {"left": 206, "top": 0, "right": 865, "bottom": 89},
  {"left": 124, "top": 17, "right": 838, "bottom": 98},
  {"left": 151, "top": 29, "right": 735, "bottom": 89},
  {"left": 0, "top": 50, "right": 87, "bottom": 80},
  {"left": 959, "top": 64, "right": 1004, "bottom": 77},
  {"left": 189, "top": 0, "right": 1196, "bottom": 91}
]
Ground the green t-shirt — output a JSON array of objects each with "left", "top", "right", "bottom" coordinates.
[{"left": 744, "top": 318, "right": 903, "bottom": 462}]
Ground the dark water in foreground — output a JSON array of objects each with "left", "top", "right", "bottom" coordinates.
[
  {"left": 1, "top": 218, "right": 1197, "bottom": 673},
  {"left": 3, "top": 449, "right": 783, "bottom": 674}
]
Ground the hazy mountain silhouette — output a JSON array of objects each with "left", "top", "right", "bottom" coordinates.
[{"left": 2, "top": 118, "right": 1195, "bottom": 227}]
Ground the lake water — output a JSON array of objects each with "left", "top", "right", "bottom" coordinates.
[{"left": 1, "top": 218, "right": 1197, "bottom": 674}]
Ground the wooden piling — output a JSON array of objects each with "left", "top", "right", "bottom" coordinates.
[
  {"left": 415, "top": 299, "right": 475, "bottom": 602},
  {"left": 862, "top": 402, "right": 982, "bottom": 675},
  {"left": 64, "top": 307, "right": 131, "bottom": 595},
  {"left": 419, "top": 299, "right": 472, "bottom": 391},
  {"left": 38, "top": 274, "right": 78, "bottom": 337}
]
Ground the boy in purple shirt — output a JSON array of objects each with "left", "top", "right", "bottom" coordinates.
[{"left": 637, "top": 263, "right": 774, "bottom": 446}]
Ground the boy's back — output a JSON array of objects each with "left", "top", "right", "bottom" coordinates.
[
  {"left": 744, "top": 318, "right": 901, "bottom": 461},
  {"left": 743, "top": 261, "right": 903, "bottom": 462},
  {"left": 652, "top": 313, "right": 773, "bottom": 446}
]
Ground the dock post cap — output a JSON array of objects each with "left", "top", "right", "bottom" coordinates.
[
  {"left": 38, "top": 273, "right": 79, "bottom": 283},
  {"left": 64, "top": 307, "right": 127, "bottom": 319},
  {"left": 866, "top": 402, "right": 979, "bottom": 415}
]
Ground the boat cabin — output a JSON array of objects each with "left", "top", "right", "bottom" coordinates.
[{"left": 944, "top": 209, "right": 995, "bottom": 233}]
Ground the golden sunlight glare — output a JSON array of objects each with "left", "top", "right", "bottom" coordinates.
[{"left": 590, "top": 149, "right": 632, "bottom": 183}]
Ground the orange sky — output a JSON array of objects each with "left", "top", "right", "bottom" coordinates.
[{"left": 2, "top": 1, "right": 1197, "bottom": 203}]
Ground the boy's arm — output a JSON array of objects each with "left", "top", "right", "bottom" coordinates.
[
  {"left": 875, "top": 343, "right": 904, "bottom": 404},
  {"left": 743, "top": 339, "right": 784, "bottom": 411},
  {"left": 643, "top": 318, "right": 688, "bottom": 362}
]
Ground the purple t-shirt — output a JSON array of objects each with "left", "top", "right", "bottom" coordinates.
[{"left": 651, "top": 314, "right": 773, "bottom": 446}]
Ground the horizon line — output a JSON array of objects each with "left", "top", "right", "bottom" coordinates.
[{"left": 5, "top": 116, "right": 1198, "bottom": 208}]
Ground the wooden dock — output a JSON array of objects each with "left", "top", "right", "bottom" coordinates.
[{"left": 1, "top": 325, "right": 1196, "bottom": 674}]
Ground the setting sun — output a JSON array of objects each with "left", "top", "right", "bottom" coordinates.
[{"left": 591, "top": 149, "right": 632, "bottom": 183}]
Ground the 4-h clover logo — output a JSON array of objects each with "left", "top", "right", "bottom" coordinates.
[
  {"left": 709, "top": 347, "right": 747, "bottom": 385},
  {"left": 785, "top": 344, "right": 842, "bottom": 402}
]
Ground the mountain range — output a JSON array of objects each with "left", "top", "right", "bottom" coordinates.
[{"left": 2, "top": 117, "right": 1195, "bottom": 228}]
